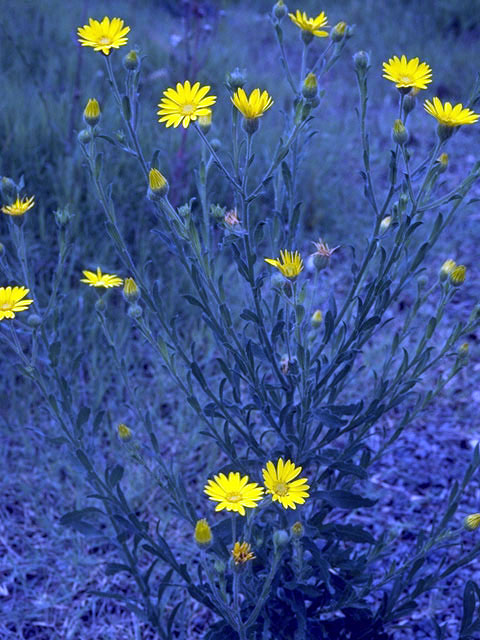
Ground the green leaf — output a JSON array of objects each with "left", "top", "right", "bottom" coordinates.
[
  {"left": 315, "top": 522, "right": 375, "bottom": 544},
  {"left": 316, "top": 490, "right": 377, "bottom": 509}
]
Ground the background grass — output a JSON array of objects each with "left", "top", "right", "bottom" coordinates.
[{"left": 1, "top": 1, "right": 480, "bottom": 637}]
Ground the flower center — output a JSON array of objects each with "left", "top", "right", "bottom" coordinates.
[
  {"left": 226, "top": 492, "right": 243, "bottom": 503},
  {"left": 1, "top": 302, "right": 11, "bottom": 310},
  {"left": 401, "top": 75, "right": 412, "bottom": 83},
  {"left": 182, "top": 104, "right": 195, "bottom": 115},
  {"left": 273, "top": 482, "right": 288, "bottom": 496},
  {"left": 99, "top": 36, "right": 111, "bottom": 45}
]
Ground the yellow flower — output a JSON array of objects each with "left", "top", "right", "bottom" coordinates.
[
  {"left": 204, "top": 471, "right": 264, "bottom": 516},
  {"left": 77, "top": 17, "right": 130, "bottom": 55},
  {"left": 424, "top": 97, "right": 479, "bottom": 126},
  {"left": 0, "top": 286, "right": 34, "bottom": 320},
  {"left": 157, "top": 81, "right": 216, "bottom": 129},
  {"left": 84, "top": 98, "right": 101, "bottom": 126},
  {"left": 382, "top": 55, "right": 432, "bottom": 91},
  {"left": 2, "top": 195, "right": 35, "bottom": 216},
  {"left": 231, "top": 88, "right": 274, "bottom": 119},
  {"left": 80, "top": 267, "right": 123, "bottom": 288},
  {"left": 194, "top": 519, "right": 212, "bottom": 547},
  {"left": 265, "top": 250, "right": 304, "bottom": 279},
  {"left": 288, "top": 10, "right": 329, "bottom": 38},
  {"left": 262, "top": 458, "right": 310, "bottom": 510},
  {"left": 231, "top": 541, "right": 255, "bottom": 565},
  {"left": 465, "top": 514, "right": 480, "bottom": 531}
]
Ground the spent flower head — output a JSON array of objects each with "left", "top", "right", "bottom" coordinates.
[
  {"left": 265, "top": 250, "right": 303, "bottom": 279},
  {"left": 231, "top": 541, "right": 255, "bottom": 565},
  {"left": 81, "top": 267, "right": 123, "bottom": 288},
  {"left": 77, "top": 17, "right": 130, "bottom": 55},
  {"left": 204, "top": 471, "right": 264, "bottom": 516},
  {"left": 2, "top": 195, "right": 35, "bottom": 216},
  {"left": 262, "top": 458, "right": 310, "bottom": 509},
  {"left": 0, "top": 286, "right": 34, "bottom": 320},
  {"left": 311, "top": 238, "right": 339, "bottom": 271},
  {"left": 382, "top": 55, "right": 432, "bottom": 92},
  {"left": 157, "top": 81, "right": 216, "bottom": 129}
]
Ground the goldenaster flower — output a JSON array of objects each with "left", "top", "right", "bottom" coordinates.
[
  {"left": 382, "top": 55, "right": 432, "bottom": 91},
  {"left": 424, "top": 97, "right": 479, "bottom": 126},
  {"left": 77, "top": 17, "right": 130, "bottom": 55},
  {"left": 157, "top": 81, "right": 216, "bottom": 129},
  {"left": 262, "top": 458, "right": 310, "bottom": 509},
  {"left": 0, "top": 286, "right": 34, "bottom": 320},
  {"left": 2, "top": 195, "right": 35, "bottom": 216},
  {"left": 204, "top": 471, "right": 264, "bottom": 516},
  {"left": 265, "top": 250, "right": 304, "bottom": 279},
  {"left": 231, "top": 88, "right": 274, "bottom": 119},
  {"left": 80, "top": 267, "right": 123, "bottom": 288},
  {"left": 231, "top": 541, "right": 255, "bottom": 565},
  {"left": 288, "top": 10, "right": 329, "bottom": 37}
]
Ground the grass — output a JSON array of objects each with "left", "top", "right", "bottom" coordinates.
[{"left": 1, "top": 0, "right": 480, "bottom": 637}]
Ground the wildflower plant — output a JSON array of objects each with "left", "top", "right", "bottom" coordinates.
[{"left": 4, "top": 3, "right": 480, "bottom": 639}]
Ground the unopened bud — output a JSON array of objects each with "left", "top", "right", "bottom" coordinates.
[
  {"left": 148, "top": 168, "right": 169, "bottom": 199},
  {"left": 123, "top": 49, "right": 139, "bottom": 71},
  {"left": 380, "top": 216, "right": 392, "bottom": 233},
  {"left": 197, "top": 110, "right": 212, "bottom": 134},
  {"left": 291, "top": 521, "right": 304, "bottom": 538},
  {"left": 210, "top": 203, "right": 226, "bottom": 220},
  {"left": 83, "top": 98, "right": 101, "bottom": 126},
  {"left": 273, "top": 529, "right": 289, "bottom": 550},
  {"left": 123, "top": 277, "right": 140, "bottom": 303},
  {"left": 117, "top": 423, "right": 132, "bottom": 441},
  {"left": 194, "top": 519, "right": 212, "bottom": 547},
  {"left": 331, "top": 21, "right": 347, "bottom": 43},
  {"left": 273, "top": 0, "right": 287, "bottom": 20},
  {"left": 54, "top": 205, "right": 74, "bottom": 227},
  {"left": 302, "top": 72, "right": 318, "bottom": 100},
  {"left": 127, "top": 303, "right": 143, "bottom": 319},
  {"left": 436, "top": 153, "right": 449, "bottom": 173},
  {"left": 214, "top": 559, "right": 226, "bottom": 574},
  {"left": 311, "top": 309, "right": 323, "bottom": 327},
  {"left": 450, "top": 265, "right": 466, "bottom": 287},
  {"left": 225, "top": 67, "right": 247, "bottom": 92},
  {"left": 210, "top": 138, "right": 221, "bottom": 152},
  {"left": 439, "top": 259, "right": 456, "bottom": 281},
  {"left": 353, "top": 50, "right": 370, "bottom": 73},
  {"left": 392, "top": 119, "right": 408, "bottom": 146},
  {"left": 1, "top": 177, "right": 16, "bottom": 201},
  {"left": 417, "top": 275, "right": 428, "bottom": 290},
  {"left": 77, "top": 128, "right": 92, "bottom": 145},
  {"left": 27, "top": 313, "right": 42, "bottom": 328},
  {"left": 464, "top": 513, "right": 480, "bottom": 531}
]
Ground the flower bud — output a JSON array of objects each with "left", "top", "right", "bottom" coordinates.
[
  {"left": 291, "top": 521, "right": 304, "bottom": 538},
  {"left": 214, "top": 559, "right": 226, "bottom": 575},
  {"left": 54, "top": 205, "right": 75, "bottom": 228},
  {"left": 436, "top": 153, "right": 449, "bottom": 173},
  {"left": 123, "top": 277, "right": 140, "bottom": 303},
  {"left": 123, "top": 49, "right": 139, "bottom": 71},
  {"left": 273, "top": 0, "right": 287, "bottom": 20},
  {"left": 83, "top": 98, "right": 101, "bottom": 126},
  {"left": 392, "top": 119, "right": 408, "bottom": 146},
  {"left": 95, "top": 297, "right": 106, "bottom": 314},
  {"left": 1, "top": 177, "right": 16, "bottom": 201},
  {"left": 417, "top": 275, "right": 428, "bottom": 290},
  {"left": 77, "top": 128, "right": 92, "bottom": 145},
  {"left": 450, "top": 265, "right": 466, "bottom": 287},
  {"left": 273, "top": 529, "right": 290, "bottom": 550},
  {"left": 210, "top": 203, "right": 226, "bottom": 220},
  {"left": 353, "top": 51, "right": 370, "bottom": 74},
  {"left": 403, "top": 94, "right": 416, "bottom": 116},
  {"left": 197, "top": 110, "right": 212, "bottom": 135},
  {"left": 331, "top": 21, "right": 347, "bottom": 43},
  {"left": 127, "top": 303, "right": 143, "bottom": 319},
  {"left": 210, "top": 138, "right": 221, "bottom": 152},
  {"left": 148, "top": 168, "right": 169, "bottom": 199},
  {"left": 439, "top": 259, "right": 456, "bottom": 281},
  {"left": 311, "top": 309, "right": 323, "bottom": 327},
  {"left": 27, "top": 313, "right": 42, "bottom": 328},
  {"left": 457, "top": 342, "right": 469, "bottom": 364},
  {"left": 464, "top": 513, "right": 480, "bottom": 531},
  {"left": 117, "top": 423, "right": 132, "bottom": 441},
  {"left": 302, "top": 72, "right": 318, "bottom": 100},
  {"left": 225, "top": 67, "right": 247, "bottom": 92},
  {"left": 194, "top": 519, "right": 212, "bottom": 547}
]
